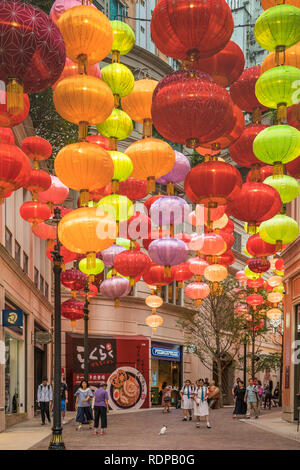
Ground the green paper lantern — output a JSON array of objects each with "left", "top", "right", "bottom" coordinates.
[
  {"left": 110, "top": 20, "right": 135, "bottom": 57},
  {"left": 101, "top": 63, "right": 134, "bottom": 99},
  {"left": 109, "top": 150, "right": 133, "bottom": 184},
  {"left": 116, "top": 237, "right": 131, "bottom": 250},
  {"left": 254, "top": 4, "right": 300, "bottom": 52},
  {"left": 107, "top": 268, "right": 129, "bottom": 280},
  {"left": 96, "top": 194, "right": 134, "bottom": 222},
  {"left": 259, "top": 213, "right": 299, "bottom": 248},
  {"left": 96, "top": 108, "right": 133, "bottom": 141},
  {"left": 79, "top": 257, "right": 104, "bottom": 282},
  {"left": 253, "top": 125, "right": 300, "bottom": 173},
  {"left": 255, "top": 65, "right": 300, "bottom": 110},
  {"left": 273, "top": 284, "right": 284, "bottom": 294},
  {"left": 244, "top": 265, "right": 262, "bottom": 280},
  {"left": 264, "top": 174, "right": 300, "bottom": 203}
]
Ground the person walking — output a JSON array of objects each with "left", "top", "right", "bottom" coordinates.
[
  {"left": 37, "top": 376, "right": 53, "bottom": 425},
  {"left": 264, "top": 381, "right": 272, "bottom": 410},
  {"left": 208, "top": 380, "right": 220, "bottom": 409},
  {"left": 256, "top": 380, "right": 264, "bottom": 416},
  {"left": 74, "top": 380, "right": 94, "bottom": 431},
  {"left": 232, "top": 377, "right": 241, "bottom": 398},
  {"left": 93, "top": 382, "right": 109, "bottom": 435},
  {"left": 61, "top": 374, "right": 68, "bottom": 425},
  {"left": 193, "top": 379, "right": 211, "bottom": 429},
  {"left": 233, "top": 380, "right": 247, "bottom": 418},
  {"left": 162, "top": 383, "right": 172, "bottom": 413},
  {"left": 180, "top": 379, "right": 194, "bottom": 421},
  {"left": 245, "top": 378, "right": 259, "bottom": 419}
]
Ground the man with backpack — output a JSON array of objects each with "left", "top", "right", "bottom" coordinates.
[{"left": 37, "top": 376, "right": 53, "bottom": 425}]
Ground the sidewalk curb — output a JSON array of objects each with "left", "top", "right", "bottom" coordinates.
[{"left": 239, "top": 418, "right": 300, "bottom": 444}]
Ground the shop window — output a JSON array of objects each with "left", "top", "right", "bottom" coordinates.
[
  {"left": 140, "top": 25, "right": 145, "bottom": 33},
  {"left": 40, "top": 275, "right": 44, "bottom": 294},
  {"left": 15, "top": 241, "right": 21, "bottom": 265},
  {"left": 34, "top": 268, "right": 39, "bottom": 288},
  {"left": 5, "top": 227, "right": 12, "bottom": 254},
  {"left": 233, "top": 231, "right": 242, "bottom": 252},
  {"left": 45, "top": 282, "right": 49, "bottom": 300},
  {"left": 23, "top": 252, "right": 28, "bottom": 275},
  {"left": 5, "top": 334, "right": 23, "bottom": 415}
]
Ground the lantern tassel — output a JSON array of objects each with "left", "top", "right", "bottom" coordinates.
[
  {"left": 33, "top": 159, "right": 39, "bottom": 170},
  {"left": 112, "top": 50, "right": 120, "bottom": 64},
  {"left": 111, "top": 179, "right": 119, "bottom": 194},
  {"left": 178, "top": 281, "right": 183, "bottom": 288},
  {"left": 277, "top": 103, "right": 287, "bottom": 124},
  {"left": 86, "top": 252, "right": 96, "bottom": 270},
  {"left": 147, "top": 177, "right": 156, "bottom": 194},
  {"left": 130, "top": 277, "right": 136, "bottom": 287},
  {"left": 0, "top": 189, "right": 4, "bottom": 205},
  {"left": 80, "top": 189, "right": 89, "bottom": 207},
  {"left": 78, "top": 121, "right": 89, "bottom": 140},
  {"left": 195, "top": 299, "right": 202, "bottom": 307},
  {"left": 89, "top": 274, "right": 95, "bottom": 283},
  {"left": 78, "top": 54, "right": 87, "bottom": 75},
  {"left": 72, "top": 291, "right": 76, "bottom": 299},
  {"left": 70, "top": 320, "right": 76, "bottom": 329},
  {"left": 250, "top": 164, "right": 261, "bottom": 182},
  {"left": 252, "top": 107, "right": 262, "bottom": 124},
  {"left": 6, "top": 78, "right": 24, "bottom": 115},
  {"left": 114, "top": 298, "right": 120, "bottom": 308},
  {"left": 164, "top": 265, "right": 171, "bottom": 278},
  {"left": 109, "top": 137, "right": 117, "bottom": 151},
  {"left": 167, "top": 182, "right": 174, "bottom": 195},
  {"left": 276, "top": 240, "right": 283, "bottom": 252},
  {"left": 113, "top": 94, "right": 120, "bottom": 108},
  {"left": 152, "top": 308, "right": 156, "bottom": 313},
  {"left": 152, "top": 327, "right": 157, "bottom": 333},
  {"left": 143, "top": 118, "right": 153, "bottom": 138},
  {"left": 273, "top": 162, "right": 284, "bottom": 178}
]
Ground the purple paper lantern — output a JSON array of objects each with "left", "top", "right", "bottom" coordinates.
[
  {"left": 157, "top": 151, "right": 191, "bottom": 186},
  {"left": 99, "top": 276, "right": 130, "bottom": 307},
  {"left": 150, "top": 196, "right": 190, "bottom": 227},
  {"left": 148, "top": 238, "right": 188, "bottom": 275},
  {"left": 50, "top": 0, "right": 96, "bottom": 23},
  {"left": 101, "top": 244, "right": 127, "bottom": 267}
]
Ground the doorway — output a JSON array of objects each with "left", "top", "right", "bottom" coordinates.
[{"left": 34, "top": 347, "right": 46, "bottom": 413}]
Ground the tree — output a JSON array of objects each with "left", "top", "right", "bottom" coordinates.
[{"left": 178, "top": 276, "right": 247, "bottom": 407}]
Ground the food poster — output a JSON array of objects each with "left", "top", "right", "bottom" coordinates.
[{"left": 66, "top": 334, "right": 149, "bottom": 410}]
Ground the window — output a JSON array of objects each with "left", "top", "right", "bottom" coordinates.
[
  {"left": 40, "top": 275, "right": 44, "bottom": 294},
  {"left": 15, "top": 242, "right": 21, "bottom": 265},
  {"left": 5, "top": 227, "right": 12, "bottom": 254},
  {"left": 140, "top": 25, "right": 145, "bottom": 33},
  {"left": 233, "top": 232, "right": 242, "bottom": 253},
  {"left": 5, "top": 334, "right": 24, "bottom": 415},
  {"left": 23, "top": 252, "right": 28, "bottom": 275},
  {"left": 34, "top": 268, "right": 39, "bottom": 288},
  {"left": 45, "top": 282, "right": 49, "bottom": 300}
]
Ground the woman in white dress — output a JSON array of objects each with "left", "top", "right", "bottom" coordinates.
[
  {"left": 193, "top": 379, "right": 211, "bottom": 429},
  {"left": 180, "top": 379, "right": 194, "bottom": 421}
]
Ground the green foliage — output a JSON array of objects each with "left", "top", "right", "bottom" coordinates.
[
  {"left": 190, "top": 150, "right": 205, "bottom": 168},
  {"left": 24, "top": 0, "right": 53, "bottom": 14},
  {"left": 253, "top": 352, "right": 282, "bottom": 373}
]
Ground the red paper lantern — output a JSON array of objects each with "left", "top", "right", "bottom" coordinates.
[
  {"left": 119, "top": 177, "right": 147, "bottom": 201},
  {"left": 0, "top": 91, "right": 30, "bottom": 127},
  {"left": 144, "top": 195, "right": 163, "bottom": 216},
  {"left": 216, "top": 250, "right": 235, "bottom": 267},
  {"left": 79, "top": 284, "right": 98, "bottom": 299},
  {"left": 222, "top": 218, "right": 234, "bottom": 233},
  {"left": 0, "top": 128, "right": 14, "bottom": 145},
  {"left": 247, "top": 317, "right": 265, "bottom": 331},
  {"left": 143, "top": 228, "right": 168, "bottom": 251},
  {"left": 185, "top": 281, "right": 210, "bottom": 306},
  {"left": 32, "top": 222, "right": 56, "bottom": 241},
  {"left": 275, "top": 258, "right": 284, "bottom": 271},
  {"left": 236, "top": 271, "right": 247, "bottom": 283},
  {"left": 185, "top": 161, "right": 242, "bottom": 206},
  {"left": 247, "top": 277, "right": 264, "bottom": 290},
  {"left": 20, "top": 201, "right": 51, "bottom": 228},
  {"left": 0, "top": 142, "right": 31, "bottom": 200},
  {"left": 194, "top": 232, "right": 226, "bottom": 256},
  {"left": 0, "top": 0, "right": 66, "bottom": 113},
  {"left": 61, "top": 268, "right": 87, "bottom": 296},
  {"left": 119, "top": 212, "right": 151, "bottom": 242},
  {"left": 246, "top": 165, "right": 273, "bottom": 183},
  {"left": 248, "top": 258, "right": 271, "bottom": 274},
  {"left": 227, "top": 183, "right": 282, "bottom": 231},
  {"left": 21, "top": 136, "right": 52, "bottom": 169},
  {"left": 114, "top": 250, "right": 151, "bottom": 286},
  {"left": 61, "top": 298, "right": 84, "bottom": 328},
  {"left": 171, "top": 262, "right": 193, "bottom": 287},
  {"left": 287, "top": 103, "right": 300, "bottom": 131},
  {"left": 230, "top": 65, "right": 268, "bottom": 120},
  {"left": 142, "top": 262, "right": 174, "bottom": 286},
  {"left": 246, "top": 233, "right": 277, "bottom": 258},
  {"left": 286, "top": 155, "right": 300, "bottom": 179},
  {"left": 46, "top": 241, "right": 77, "bottom": 265},
  {"left": 89, "top": 185, "right": 112, "bottom": 202},
  {"left": 188, "top": 257, "right": 209, "bottom": 280},
  {"left": 229, "top": 124, "right": 268, "bottom": 168},
  {"left": 246, "top": 294, "right": 264, "bottom": 307},
  {"left": 151, "top": 70, "right": 234, "bottom": 148},
  {"left": 24, "top": 169, "right": 52, "bottom": 198},
  {"left": 151, "top": 0, "right": 233, "bottom": 61},
  {"left": 195, "top": 41, "right": 244, "bottom": 87},
  {"left": 198, "top": 105, "right": 245, "bottom": 152},
  {"left": 86, "top": 134, "right": 111, "bottom": 150},
  {"left": 218, "top": 230, "right": 235, "bottom": 250},
  {"left": 38, "top": 175, "right": 69, "bottom": 206}
]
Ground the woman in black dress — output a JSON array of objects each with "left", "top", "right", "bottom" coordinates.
[{"left": 233, "top": 380, "right": 247, "bottom": 418}]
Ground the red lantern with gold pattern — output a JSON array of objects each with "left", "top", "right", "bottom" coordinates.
[
  {"left": 227, "top": 183, "right": 282, "bottom": 231},
  {"left": 61, "top": 298, "right": 84, "bottom": 328},
  {"left": 61, "top": 268, "right": 87, "bottom": 298},
  {"left": 151, "top": 0, "right": 233, "bottom": 62},
  {"left": 185, "top": 161, "right": 242, "bottom": 206},
  {"left": 248, "top": 257, "right": 271, "bottom": 274},
  {"left": 151, "top": 70, "right": 234, "bottom": 148}
]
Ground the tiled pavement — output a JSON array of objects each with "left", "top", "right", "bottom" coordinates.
[{"left": 30, "top": 407, "right": 300, "bottom": 450}]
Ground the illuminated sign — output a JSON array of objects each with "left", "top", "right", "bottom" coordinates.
[
  {"left": 151, "top": 347, "right": 180, "bottom": 360},
  {"left": 2, "top": 309, "right": 23, "bottom": 328}
]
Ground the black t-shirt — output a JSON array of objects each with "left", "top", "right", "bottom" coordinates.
[{"left": 61, "top": 382, "right": 67, "bottom": 400}]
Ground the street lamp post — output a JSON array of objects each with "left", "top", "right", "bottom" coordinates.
[
  {"left": 48, "top": 207, "right": 65, "bottom": 450},
  {"left": 83, "top": 283, "right": 90, "bottom": 383}
]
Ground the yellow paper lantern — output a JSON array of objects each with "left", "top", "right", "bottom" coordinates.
[
  {"left": 58, "top": 207, "right": 116, "bottom": 267},
  {"left": 53, "top": 75, "right": 114, "bottom": 139},
  {"left": 79, "top": 257, "right": 104, "bottom": 283},
  {"left": 110, "top": 20, "right": 135, "bottom": 60},
  {"left": 101, "top": 63, "right": 134, "bottom": 105},
  {"left": 204, "top": 264, "right": 228, "bottom": 283},
  {"left": 145, "top": 313, "right": 164, "bottom": 333},
  {"left": 125, "top": 137, "right": 175, "bottom": 193},
  {"left": 96, "top": 194, "right": 134, "bottom": 223},
  {"left": 108, "top": 150, "right": 133, "bottom": 193},
  {"left": 57, "top": 5, "right": 113, "bottom": 70},
  {"left": 267, "top": 275, "right": 283, "bottom": 287},
  {"left": 145, "top": 295, "right": 163, "bottom": 313},
  {"left": 267, "top": 292, "right": 283, "bottom": 304},
  {"left": 96, "top": 109, "right": 133, "bottom": 146},
  {"left": 54, "top": 142, "right": 114, "bottom": 205},
  {"left": 266, "top": 308, "right": 282, "bottom": 320}
]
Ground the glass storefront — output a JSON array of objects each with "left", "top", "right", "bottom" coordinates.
[{"left": 5, "top": 333, "right": 24, "bottom": 415}]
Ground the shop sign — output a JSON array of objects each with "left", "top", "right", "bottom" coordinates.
[
  {"left": 2, "top": 309, "right": 23, "bottom": 328},
  {"left": 151, "top": 347, "right": 181, "bottom": 360},
  {"left": 73, "top": 337, "right": 117, "bottom": 373},
  {"left": 35, "top": 331, "right": 52, "bottom": 344}
]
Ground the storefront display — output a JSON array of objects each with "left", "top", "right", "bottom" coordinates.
[{"left": 66, "top": 334, "right": 149, "bottom": 410}]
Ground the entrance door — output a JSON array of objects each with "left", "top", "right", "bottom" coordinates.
[
  {"left": 34, "top": 348, "right": 46, "bottom": 413},
  {"left": 294, "top": 306, "right": 300, "bottom": 420}
]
